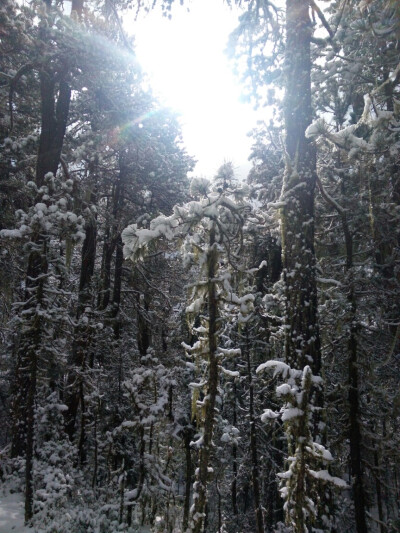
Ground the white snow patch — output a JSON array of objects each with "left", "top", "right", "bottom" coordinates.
[
  {"left": 256, "top": 360, "right": 290, "bottom": 378},
  {"left": 0, "top": 492, "right": 34, "bottom": 533},
  {"left": 221, "top": 367, "right": 239, "bottom": 378},
  {"left": 281, "top": 407, "right": 304, "bottom": 421},
  {"left": 308, "top": 469, "right": 348, "bottom": 488},
  {"left": 261, "top": 409, "right": 280, "bottom": 422}
]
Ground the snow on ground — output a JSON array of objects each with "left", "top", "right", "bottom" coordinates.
[
  {"left": 0, "top": 493, "right": 33, "bottom": 533},
  {"left": 0, "top": 492, "right": 156, "bottom": 533}
]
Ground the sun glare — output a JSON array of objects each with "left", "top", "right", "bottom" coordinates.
[{"left": 127, "top": 0, "right": 259, "bottom": 178}]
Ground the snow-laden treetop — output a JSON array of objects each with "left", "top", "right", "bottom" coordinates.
[{"left": 122, "top": 182, "right": 250, "bottom": 262}]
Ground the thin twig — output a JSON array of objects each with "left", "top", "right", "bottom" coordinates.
[{"left": 106, "top": 0, "right": 135, "bottom": 55}]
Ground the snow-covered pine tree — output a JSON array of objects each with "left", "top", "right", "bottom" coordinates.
[{"left": 123, "top": 165, "right": 254, "bottom": 532}]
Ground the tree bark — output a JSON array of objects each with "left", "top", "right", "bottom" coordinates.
[
  {"left": 347, "top": 274, "right": 368, "bottom": 533},
  {"left": 98, "top": 153, "right": 127, "bottom": 311},
  {"left": 279, "top": 3, "right": 323, "bottom": 531},
  {"left": 317, "top": 174, "right": 368, "bottom": 532},
  {"left": 36, "top": 72, "right": 71, "bottom": 188},
  {"left": 231, "top": 380, "right": 238, "bottom": 517},
  {"left": 11, "top": 13, "right": 72, "bottom": 519},
  {"left": 245, "top": 330, "right": 264, "bottom": 533},
  {"left": 281, "top": 0, "right": 321, "bottom": 375},
  {"left": 182, "top": 427, "right": 194, "bottom": 532},
  {"left": 189, "top": 225, "right": 219, "bottom": 533},
  {"left": 112, "top": 234, "right": 124, "bottom": 339},
  {"left": 20, "top": 245, "right": 47, "bottom": 522},
  {"left": 65, "top": 210, "right": 97, "bottom": 452}
]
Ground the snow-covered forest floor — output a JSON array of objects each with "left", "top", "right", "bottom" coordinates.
[
  {"left": 0, "top": 489, "right": 156, "bottom": 533},
  {"left": 0, "top": 492, "right": 33, "bottom": 533}
]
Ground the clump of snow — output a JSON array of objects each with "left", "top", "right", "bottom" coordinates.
[
  {"left": 308, "top": 469, "right": 348, "bottom": 488},
  {"left": 281, "top": 407, "right": 304, "bottom": 421},
  {"left": 305, "top": 118, "right": 326, "bottom": 139},
  {"left": 261, "top": 409, "right": 280, "bottom": 422},
  {"left": 221, "top": 367, "right": 239, "bottom": 378},
  {"left": 256, "top": 360, "right": 290, "bottom": 379}
]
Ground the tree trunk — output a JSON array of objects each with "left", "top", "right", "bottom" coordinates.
[
  {"left": 65, "top": 210, "right": 97, "bottom": 451},
  {"left": 348, "top": 311, "right": 367, "bottom": 532},
  {"left": 10, "top": 13, "right": 72, "bottom": 518},
  {"left": 318, "top": 174, "right": 368, "bottom": 532},
  {"left": 279, "top": 3, "right": 323, "bottom": 530},
  {"left": 36, "top": 72, "right": 71, "bottom": 188},
  {"left": 231, "top": 380, "right": 238, "bottom": 517},
  {"left": 245, "top": 331, "right": 264, "bottom": 533},
  {"left": 112, "top": 234, "right": 124, "bottom": 339},
  {"left": 348, "top": 276, "right": 368, "bottom": 533},
  {"left": 98, "top": 153, "right": 127, "bottom": 311},
  {"left": 281, "top": 0, "right": 321, "bottom": 375},
  {"left": 98, "top": 228, "right": 115, "bottom": 311},
  {"left": 20, "top": 245, "right": 47, "bottom": 522},
  {"left": 189, "top": 225, "right": 219, "bottom": 533},
  {"left": 182, "top": 427, "right": 194, "bottom": 532},
  {"left": 137, "top": 293, "right": 151, "bottom": 357}
]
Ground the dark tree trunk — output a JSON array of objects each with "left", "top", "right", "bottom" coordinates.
[
  {"left": 231, "top": 381, "right": 238, "bottom": 517},
  {"left": 348, "top": 280, "right": 368, "bottom": 533},
  {"left": 182, "top": 427, "right": 194, "bottom": 532},
  {"left": 17, "top": 243, "right": 48, "bottom": 522},
  {"left": 318, "top": 173, "right": 368, "bottom": 532},
  {"left": 336, "top": 181, "right": 368, "bottom": 532},
  {"left": 13, "top": 65, "right": 72, "bottom": 450},
  {"left": 112, "top": 235, "right": 124, "bottom": 338},
  {"left": 137, "top": 293, "right": 151, "bottom": 357},
  {"left": 340, "top": 199, "right": 368, "bottom": 533},
  {"left": 374, "top": 447, "right": 385, "bottom": 533},
  {"left": 11, "top": 32, "right": 72, "bottom": 520},
  {"left": 279, "top": 3, "right": 323, "bottom": 531},
  {"left": 65, "top": 211, "right": 97, "bottom": 453},
  {"left": 78, "top": 214, "right": 97, "bottom": 315},
  {"left": 98, "top": 153, "right": 127, "bottom": 311},
  {"left": 98, "top": 230, "right": 115, "bottom": 311},
  {"left": 282, "top": 0, "right": 321, "bottom": 375},
  {"left": 245, "top": 331, "right": 264, "bottom": 533},
  {"left": 36, "top": 72, "right": 71, "bottom": 188}
]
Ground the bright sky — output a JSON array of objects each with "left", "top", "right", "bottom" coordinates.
[{"left": 127, "top": 0, "right": 259, "bottom": 179}]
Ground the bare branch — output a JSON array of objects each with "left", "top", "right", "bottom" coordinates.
[
  {"left": 316, "top": 175, "right": 345, "bottom": 215},
  {"left": 310, "top": 0, "right": 334, "bottom": 40}
]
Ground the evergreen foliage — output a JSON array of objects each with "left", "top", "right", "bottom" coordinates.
[{"left": 0, "top": 0, "right": 399, "bottom": 532}]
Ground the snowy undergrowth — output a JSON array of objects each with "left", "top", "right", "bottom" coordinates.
[
  {"left": 0, "top": 491, "right": 34, "bottom": 533},
  {"left": 0, "top": 435, "right": 158, "bottom": 533},
  {"left": 0, "top": 480, "right": 154, "bottom": 533}
]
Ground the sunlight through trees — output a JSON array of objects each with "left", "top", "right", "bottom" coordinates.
[{"left": 1, "top": 1, "right": 400, "bottom": 532}]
